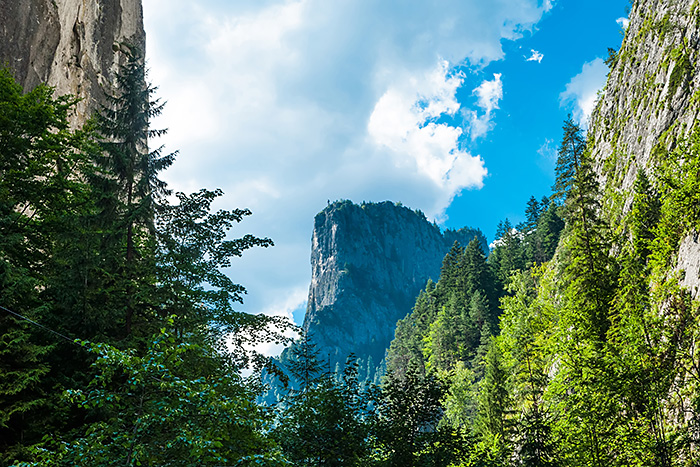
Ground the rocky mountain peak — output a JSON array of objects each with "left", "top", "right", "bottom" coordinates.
[{"left": 301, "top": 200, "right": 486, "bottom": 380}]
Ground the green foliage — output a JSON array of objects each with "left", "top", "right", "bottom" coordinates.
[
  {"left": 92, "top": 45, "right": 175, "bottom": 338},
  {"left": 374, "top": 369, "right": 466, "bottom": 467},
  {"left": 0, "top": 57, "right": 291, "bottom": 465},
  {"left": 386, "top": 281, "right": 438, "bottom": 379},
  {"left": 489, "top": 197, "right": 563, "bottom": 284},
  {"left": 0, "top": 67, "right": 93, "bottom": 461},
  {"left": 630, "top": 168, "right": 661, "bottom": 260},
  {"left": 668, "top": 50, "right": 692, "bottom": 101},
  {"left": 18, "top": 325, "right": 287, "bottom": 467},
  {"left": 273, "top": 338, "right": 374, "bottom": 466},
  {"left": 474, "top": 340, "right": 510, "bottom": 448},
  {"left": 154, "top": 188, "right": 292, "bottom": 371},
  {"left": 552, "top": 116, "right": 586, "bottom": 202},
  {"left": 389, "top": 236, "right": 500, "bottom": 386},
  {"left": 604, "top": 47, "right": 619, "bottom": 68}
]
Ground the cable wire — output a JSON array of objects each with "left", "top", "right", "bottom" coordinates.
[{"left": 0, "top": 304, "right": 80, "bottom": 345}]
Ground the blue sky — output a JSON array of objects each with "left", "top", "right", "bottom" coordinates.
[
  {"left": 444, "top": 1, "right": 629, "bottom": 236},
  {"left": 143, "top": 0, "right": 629, "bottom": 343}
]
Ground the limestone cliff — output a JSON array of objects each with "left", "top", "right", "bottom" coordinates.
[
  {"left": 590, "top": 0, "right": 700, "bottom": 295},
  {"left": 0, "top": 0, "right": 145, "bottom": 126},
  {"left": 300, "top": 200, "right": 485, "bottom": 380}
]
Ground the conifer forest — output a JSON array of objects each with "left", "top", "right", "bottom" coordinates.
[{"left": 4, "top": 0, "right": 700, "bottom": 466}]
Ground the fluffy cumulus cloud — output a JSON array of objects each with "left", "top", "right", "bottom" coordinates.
[
  {"left": 559, "top": 58, "right": 608, "bottom": 128},
  {"left": 368, "top": 61, "right": 487, "bottom": 206},
  {"left": 616, "top": 17, "right": 630, "bottom": 29},
  {"left": 142, "top": 0, "right": 552, "bottom": 327}
]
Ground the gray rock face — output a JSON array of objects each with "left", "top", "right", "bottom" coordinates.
[
  {"left": 302, "top": 200, "right": 485, "bottom": 376},
  {"left": 589, "top": 0, "right": 700, "bottom": 295},
  {"left": 0, "top": 0, "right": 145, "bottom": 126}
]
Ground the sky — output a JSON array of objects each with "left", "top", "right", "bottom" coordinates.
[{"left": 142, "top": 0, "right": 630, "bottom": 334}]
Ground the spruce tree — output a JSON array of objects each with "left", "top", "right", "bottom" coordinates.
[
  {"left": 474, "top": 339, "right": 510, "bottom": 455},
  {"left": 94, "top": 45, "right": 175, "bottom": 337},
  {"left": 630, "top": 168, "right": 660, "bottom": 260},
  {"left": 552, "top": 116, "right": 586, "bottom": 202},
  {"left": 525, "top": 196, "right": 541, "bottom": 232},
  {"left": 549, "top": 119, "right": 619, "bottom": 466}
]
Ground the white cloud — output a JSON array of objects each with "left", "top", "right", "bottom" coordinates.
[
  {"left": 616, "top": 17, "right": 630, "bottom": 29},
  {"left": 475, "top": 73, "right": 503, "bottom": 115},
  {"left": 536, "top": 137, "right": 557, "bottom": 174},
  {"left": 559, "top": 58, "right": 608, "bottom": 128},
  {"left": 537, "top": 138, "right": 556, "bottom": 161},
  {"left": 247, "top": 285, "right": 307, "bottom": 357},
  {"left": 142, "top": 0, "right": 553, "bottom": 334},
  {"left": 526, "top": 49, "right": 544, "bottom": 63},
  {"left": 466, "top": 73, "right": 503, "bottom": 139},
  {"left": 368, "top": 61, "right": 487, "bottom": 197}
]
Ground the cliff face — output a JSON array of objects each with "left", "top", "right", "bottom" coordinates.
[
  {"left": 0, "top": 0, "right": 145, "bottom": 126},
  {"left": 590, "top": 0, "right": 700, "bottom": 295},
  {"left": 302, "top": 200, "right": 485, "bottom": 378}
]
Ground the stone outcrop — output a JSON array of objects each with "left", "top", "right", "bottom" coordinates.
[
  {"left": 300, "top": 200, "right": 485, "bottom": 379},
  {"left": 0, "top": 0, "right": 145, "bottom": 126},
  {"left": 589, "top": 0, "right": 700, "bottom": 296}
]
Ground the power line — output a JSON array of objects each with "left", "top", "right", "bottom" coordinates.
[{"left": 0, "top": 304, "right": 80, "bottom": 345}]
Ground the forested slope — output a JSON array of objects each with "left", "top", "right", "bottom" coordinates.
[{"left": 382, "top": 0, "right": 700, "bottom": 464}]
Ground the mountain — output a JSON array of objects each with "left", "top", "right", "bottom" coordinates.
[
  {"left": 294, "top": 199, "right": 486, "bottom": 382},
  {"left": 590, "top": 0, "right": 700, "bottom": 292},
  {"left": 0, "top": 0, "right": 145, "bottom": 126}
]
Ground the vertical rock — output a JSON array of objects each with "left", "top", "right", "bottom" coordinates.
[
  {"left": 300, "top": 200, "right": 486, "bottom": 379},
  {"left": 588, "top": 0, "right": 700, "bottom": 295},
  {"left": 0, "top": 0, "right": 145, "bottom": 127}
]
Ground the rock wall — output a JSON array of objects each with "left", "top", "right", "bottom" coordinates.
[
  {"left": 589, "top": 0, "right": 700, "bottom": 296},
  {"left": 0, "top": 0, "right": 145, "bottom": 126},
  {"left": 301, "top": 200, "right": 485, "bottom": 378}
]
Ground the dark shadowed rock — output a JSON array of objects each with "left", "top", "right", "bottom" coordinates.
[{"left": 296, "top": 200, "right": 485, "bottom": 381}]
